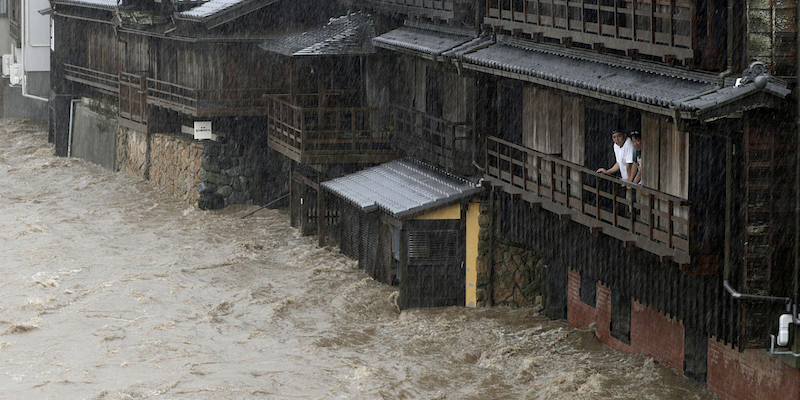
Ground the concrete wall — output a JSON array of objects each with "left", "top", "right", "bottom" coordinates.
[
  {"left": 71, "top": 103, "right": 116, "bottom": 169},
  {"left": 1, "top": 84, "right": 48, "bottom": 120}
]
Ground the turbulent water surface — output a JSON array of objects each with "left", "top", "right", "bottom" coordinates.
[{"left": 0, "top": 119, "right": 714, "bottom": 399}]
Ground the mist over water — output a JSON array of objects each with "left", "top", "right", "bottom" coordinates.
[{"left": 0, "top": 118, "right": 713, "bottom": 399}]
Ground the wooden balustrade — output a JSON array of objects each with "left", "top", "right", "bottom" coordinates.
[
  {"left": 145, "top": 78, "right": 280, "bottom": 117},
  {"left": 486, "top": 136, "right": 708, "bottom": 259},
  {"left": 393, "top": 106, "right": 472, "bottom": 174},
  {"left": 265, "top": 94, "right": 395, "bottom": 164},
  {"left": 63, "top": 64, "right": 119, "bottom": 96},
  {"left": 119, "top": 72, "right": 147, "bottom": 126},
  {"left": 485, "top": 0, "right": 709, "bottom": 66}
]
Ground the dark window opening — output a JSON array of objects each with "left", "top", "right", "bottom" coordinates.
[
  {"left": 580, "top": 272, "right": 597, "bottom": 307},
  {"left": 610, "top": 287, "right": 631, "bottom": 344}
]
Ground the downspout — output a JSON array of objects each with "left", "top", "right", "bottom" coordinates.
[
  {"left": 67, "top": 98, "right": 80, "bottom": 157},
  {"left": 20, "top": 0, "right": 48, "bottom": 102},
  {"left": 717, "top": 0, "right": 734, "bottom": 86}
]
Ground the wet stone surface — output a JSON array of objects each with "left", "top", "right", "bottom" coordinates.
[{"left": 0, "top": 119, "right": 714, "bottom": 399}]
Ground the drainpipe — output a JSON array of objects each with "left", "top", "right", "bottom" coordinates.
[
  {"left": 67, "top": 98, "right": 80, "bottom": 157},
  {"left": 717, "top": 0, "right": 734, "bottom": 86}
]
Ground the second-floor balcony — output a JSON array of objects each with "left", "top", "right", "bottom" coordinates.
[
  {"left": 361, "top": 0, "right": 458, "bottom": 20},
  {"left": 266, "top": 94, "right": 396, "bottom": 165},
  {"left": 64, "top": 64, "right": 119, "bottom": 97},
  {"left": 485, "top": 135, "right": 711, "bottom": 265},
  {"left": 146, "top": 78, "right": 278, "bottom": 118},
  {"left": 485, "top": 0, "right": 724, "bottom": 69},
  {"left": 393, "top": 106, "right": 473, "bottom": 175}
]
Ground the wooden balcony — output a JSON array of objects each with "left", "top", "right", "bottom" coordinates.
[
  {"left": 266, "top": 94, "right": 396, "bottom": 165},
  {"left": 119, "top": 72, "right": 148, "bottom": 131},
  {"left": 64, "top": 64, "right": 119, "bottom": 97},
  {"left": 485, "top": 0, "right": 723, "bottom": 68},
  {"left": 485, "top": 136, "right": 711, "bottom": 265},
  {"left": 145, "top": 78, "right": 278, "bottom": 118},
  {"left": 361, "top": 0, "right": 457, "bottom": 20},
  {"left": 393, "top": 106, "right": 472, "bottom": 174}
]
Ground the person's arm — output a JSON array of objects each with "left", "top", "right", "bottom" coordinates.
[
  {"left": 631, "top": 163, "right": 640, "bottom": 184},
  {"left": 597, "top": 162, "right": 620, "bottom": 175}
]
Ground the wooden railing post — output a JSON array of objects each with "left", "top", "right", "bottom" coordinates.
[
  {"left": 668, "top": 201, "right": 674, "bottom": 248},
  {"left": 351, "top": 108, "right": 357, "bottom": 151}
]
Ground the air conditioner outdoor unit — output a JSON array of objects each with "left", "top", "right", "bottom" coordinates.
[
  {"left": 9, "top": 64, "right": 22, "bottom": 86},
  {"left": 1, "top": 55, "right": 13, "bottom": 77}
]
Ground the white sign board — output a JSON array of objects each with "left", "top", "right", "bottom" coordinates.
[{"left": 193, "top": 121, "right": 215, "bottom": 140}]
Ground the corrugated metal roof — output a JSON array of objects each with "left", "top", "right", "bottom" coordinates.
[
  {"left": 259, "top": 14, "right": 376, "bottom": 57},
  {"left": 372, "top": 22, "right": 474, "bottom": 56},
  {"left": 51, "top": 0, "right": 118, "bottom": 11},
  {"left": 459, "top": 39, "right": 718, "bottom": 110},
  {"left": 322, "top": 158, "right": 482, "bottom": 219}
]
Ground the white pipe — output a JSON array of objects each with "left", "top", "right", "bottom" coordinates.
[
  {"left": 777, "top": 314, "right": 793, "bottom": 346},
  {"left": 20, "top": 0, "right": 48, "bottom": 102},
  {"left": 67, "top": 99, "right": 79, "bottom": 157}
]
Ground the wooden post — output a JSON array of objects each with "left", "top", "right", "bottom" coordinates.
[
  {"left": 318, "top": 167, "right": 326, "bottom": 247},
  {"left": 289, "top": 162, "right": 296, "bottom": 228}
]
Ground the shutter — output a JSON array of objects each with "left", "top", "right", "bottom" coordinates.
[
  {"left": 359, "top": 214, "right": 379, "bottom": 276},
  {"left": 400, "top": 219, "right": 465, "bottom": 309}
]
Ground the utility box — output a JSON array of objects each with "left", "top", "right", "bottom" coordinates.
[
  {"left": 2, "top": 55, "right": 13, "bottom": 77},
  {"left": 9, "top": 64, "right": 22, "bottom": 86}
]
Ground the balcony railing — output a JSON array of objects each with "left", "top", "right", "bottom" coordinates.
[
  {"left": 485, "top": 0, "right": 713, "bottom": 67},
  {"left": 119, "top": 72, "right": 147, "bottom": 128},
  {"left": 266, "top": 94, "right": 396, "bottom": 164},
  {"left": 393, "top": 106, "right": 472, "bottom": 174},
  {"left": 64, "top": 64, "right": 119, "bottom": 97},
  {"left": 362, "top": 0, "right": 456, "bottom": 19},
  {"left": 146, "top": 78, "right": 278, "bottom": 117},
  {"left": 486, "top": 136, "right": 709, "bottom": 264}
]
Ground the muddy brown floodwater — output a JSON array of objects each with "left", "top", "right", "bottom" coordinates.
[{"left": 0, "top": 118, "right": 715, "bottom": 399}]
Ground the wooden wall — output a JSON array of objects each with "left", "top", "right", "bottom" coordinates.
[{"left": 641, "top": 113, "right": 688, "bottom": 199}]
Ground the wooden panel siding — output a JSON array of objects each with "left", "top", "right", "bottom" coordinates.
[
  {"left": 484, "top": 0, "right": 726, "bottom": 69},
  {"left": 495, "top": 192, "right": 743, "bottom": 348},
  {"left": 561, "top": 95, "right": 585, "bottom": 165},
  {"left": 485, "top": 135, "right": 710, "bottom": 263},
  {"left": 523, "top": 85, "right": 562, "bottom": 155}
]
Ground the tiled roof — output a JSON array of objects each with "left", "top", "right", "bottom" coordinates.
[
  {"left": 681, "top": 79, "right": 792, "bottom": 113},
  {"left": 175, "top": 0, "right": 278, "bottom": 24},
  {"left": 459, "top": 38, "right": 718, "bottom": 110},
  {"left": 321, "top": 158, "right": 482, "bottom": 219},
  {"left": 259, "top": 14, "right": 376, "bottom": 57},
  {"left": 51, "top": 0, "right": 118, "bottom": 10},
  {"left": 372, "top": 21, "right": 474, "bottom": 57}
]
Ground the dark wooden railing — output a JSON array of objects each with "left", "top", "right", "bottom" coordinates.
[
  {"left": 266, "top": 94, "right": 395, "bottom": 164},
  {"left": 362, "top": 0, "right": 456, "bottom": 18},
  {"left": 64, "top": 64, "right": 119, "bottom": 96},
  {"left": 485, "top": 0, "right": 711, "bottom": 66},
  {"left": 393, "top": 106, "right": 472, "bottom": 174},
  {"left": 486, "top": 136, "right": 709, "bottom": 262},
  {"left": 119, "top": 72, "right": 147, "bottom": 127},
  {"left": 146, "top": 78, "right": 278, "bottom": 117}
]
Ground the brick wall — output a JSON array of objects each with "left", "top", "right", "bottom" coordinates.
[
  {"left": 567, "top": 269, "right": 684, "bottom": 372},
  {"left": 708, "top": 339, "right": 800, "bottom": 400}
]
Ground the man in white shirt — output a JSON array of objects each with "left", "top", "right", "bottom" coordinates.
[{"left": 596, "top": 130, "right": 635, "bottom": 182}]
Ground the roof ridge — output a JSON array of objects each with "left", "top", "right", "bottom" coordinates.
[
  {"left": 403, "top": 20, "right": 474, "bottom": 38},
  {"left": 498, "top": 36, "right": 719, "bottom": 85}
]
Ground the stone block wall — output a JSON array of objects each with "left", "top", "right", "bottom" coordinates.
[
  {"left": 150, "top": 135, "right": 204, "bottom": 205},
  {"left": 476, "top": 201, "right": 544, "bottom": 307},
  {"left": 116, "top": 126, "right": 149, "bottom": 180},
  {"left": 116, "top": 125, "right": 288, "bottom": 210}
]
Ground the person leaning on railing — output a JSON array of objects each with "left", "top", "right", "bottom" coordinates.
[
  {"left": 630, "top": 131, "right": 642, "bottom": 185},
  {"left": 596, "top": 130, "right": 636, "bottom": 183}
]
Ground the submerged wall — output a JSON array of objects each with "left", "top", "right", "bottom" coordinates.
[
  {"left": 115, "top": 125, "right": 288, "bottom": 209},
  {"left": 71, "top": 103, "right": 116, "bottom": 170}
]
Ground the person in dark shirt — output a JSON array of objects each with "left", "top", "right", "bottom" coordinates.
[{"left": 630, "top": 131, "right": 642, "bottom": 185}]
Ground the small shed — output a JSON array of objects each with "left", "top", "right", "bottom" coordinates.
[{"left": 322, "top": 158, "right": 483, "bottom": 309}]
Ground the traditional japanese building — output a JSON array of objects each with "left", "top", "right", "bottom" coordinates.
[{"left": 43, "top": 0, "right": 800, "bottom": 398}]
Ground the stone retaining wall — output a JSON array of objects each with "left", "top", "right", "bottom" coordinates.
[
  {"left": 476, "top": 201, "right": 544, "bottom": 307},
  {"left": 115, "top": 126, "right": 287, "bottom": 209},
  {"left": 150, "top": 135, "right": 204, "bottom": 205},
  {"left": 116, "top": 126, "right": 149, "bottom": 180}
]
